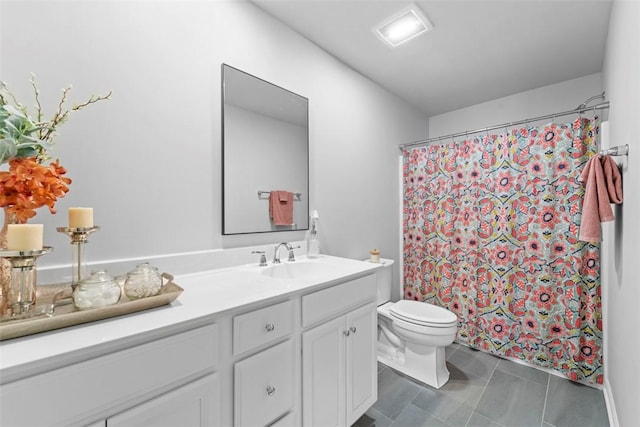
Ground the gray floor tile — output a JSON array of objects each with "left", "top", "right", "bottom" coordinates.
[
  {"left": 445, "top": 342, "right": 460, "bottom": 360},
  {"left": 389, "top": 404, "right": 448, "bottom": 427},
  {"left": 544, "top": 375, "right": 609, "bottom": 427},
  {"left": 496, "top": 358, "right": 549, "bottom": 385},
  {"left": 447, "top": 345, "right": 500, "bottom": 380},
  {"left": 371, "top": 343, "right": 608, "bottom": 427},
  {"left": 412, "top": 386, "right": 474, "bottom": 426},
  {"left": 467, "top": 412, "right": 505, "bottom": 427},
  {"left": 372, "top": 366, "right": 423, "bottom": 420},
  {"left": 475, "top": 369, "right": 546, "bottom": 427},
  {"left": 435, "top": 362, "right": 490, "bottom": 408}
]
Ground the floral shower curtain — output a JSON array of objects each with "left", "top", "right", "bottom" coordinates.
[{"left": 402, "top": 117, "right": 603, "bottom": 385}]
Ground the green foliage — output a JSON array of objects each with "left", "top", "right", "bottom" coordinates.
[
  {"left": 0, "top": 75, "right": 111, "bottom": 165},
  {"left": 0, "top": 103, "right": 52, "bottom": 163}
]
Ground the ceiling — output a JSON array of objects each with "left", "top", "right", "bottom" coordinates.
[{"left": 251, "top": 0, "right": 613, "bottom": 117}]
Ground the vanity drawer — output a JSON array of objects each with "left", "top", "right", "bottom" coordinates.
[
  {"left": 233, "top": 300, "right": 293, "bottom": 355},
  {"left": 302, "top": 274, "right": 376, "bottom": 327},
  {"left": 234, "top": 339, "right": 295, "bottom": 427}
]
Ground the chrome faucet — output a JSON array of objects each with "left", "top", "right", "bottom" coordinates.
[
  {"left": 273, "top": 242, "right": 299, "bottom": 264},
  {"left": 273, "top": 242, "right": 291, "bottom": 264}
]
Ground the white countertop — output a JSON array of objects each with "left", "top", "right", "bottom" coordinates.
[{"left": 0, "top": 255, "right": 381, "bottom": 384}]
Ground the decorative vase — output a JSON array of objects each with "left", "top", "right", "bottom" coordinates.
[{"left": 0, "top": 207, "right": 18, "bottom": 316}]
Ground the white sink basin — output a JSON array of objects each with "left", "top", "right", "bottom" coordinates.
[{"left": 261, "top": 259, "right": 345, "bottom": 280}]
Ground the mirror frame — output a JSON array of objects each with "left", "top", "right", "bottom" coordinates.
[{"left": 221, "top": 64, "right": 309, "bottom": 235}]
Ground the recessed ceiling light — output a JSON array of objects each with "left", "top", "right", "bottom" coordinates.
[{"left": 374, "top": 4, "right": 433, "bottom": 48}]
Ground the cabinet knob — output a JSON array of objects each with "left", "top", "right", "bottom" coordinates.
[
  {"left": 265, "top": 323, "right": 275, "bottom": 332},
  {"left": 350, "top": 326, "right": 357, "bottom": 334},
  {"left": 266, "top": 385, "right": 276, "bottom": 396},
  {"left": 343, "top": 330, "right": 350, "bottom": 336}
]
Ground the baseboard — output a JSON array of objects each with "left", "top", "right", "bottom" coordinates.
[{"left": 603, "top": 379, "right": 619, "bottom": 427}]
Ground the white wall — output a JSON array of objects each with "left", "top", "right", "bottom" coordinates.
[
  {"left": 601, "top": 1, "right": 640, "bottom": 425},
  {"left": 429, "top": 73, "right": 603, "bottom": 137},
  {"left": 0, "top": 0, "right": 428, "bottom": 284}
]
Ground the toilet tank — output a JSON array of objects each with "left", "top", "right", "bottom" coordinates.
[{"left": 368, "top": 258, "right": 395, "bottom": 306}]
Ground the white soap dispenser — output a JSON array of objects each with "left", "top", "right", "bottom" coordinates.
[{"left": 307, "top": 210, "right": 320, "bottom": 258}]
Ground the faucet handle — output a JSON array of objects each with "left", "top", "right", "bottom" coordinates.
[
  {"left": 287, "top": 245, "right": 301, "bottom": 262},
  {"left": 252, "top": 250, "right": 267, "bottom": 267}
]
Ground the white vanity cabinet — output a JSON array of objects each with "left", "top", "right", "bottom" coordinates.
[
  {"left": 301, "top": 275, "right": 378, "bottom": 427},
  {"left": 0, "top": 324, "right": 221, "bottom": 427},
  {"left": 0, "top": 258, "right": 380, "bottom": 427}
]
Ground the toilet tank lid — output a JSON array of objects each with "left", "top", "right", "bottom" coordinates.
[
  {"left": 363, "top": 258, "right": 395, "bottom": 266},
  {"left": 390, "top": 300, "right": 457, "bottom": 325}
]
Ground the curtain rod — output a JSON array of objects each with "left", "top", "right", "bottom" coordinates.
[{"left": 399, "top": 101, "right": 610, "bottom": 150}]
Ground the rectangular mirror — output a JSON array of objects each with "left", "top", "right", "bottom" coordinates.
[{"left": 222, "top": 64, "right": 309, "bottom": 235}]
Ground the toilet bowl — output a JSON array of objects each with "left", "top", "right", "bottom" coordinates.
[{"left": 370, "top": 259, "right": 458, "bottom": 389}]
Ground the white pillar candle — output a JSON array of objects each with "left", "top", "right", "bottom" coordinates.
[
  {"left": 7, "top": 224, "right": 44, "bottom": 251},
  {"left": 69, "top": 207, "right": 94, "bottom": 228}
]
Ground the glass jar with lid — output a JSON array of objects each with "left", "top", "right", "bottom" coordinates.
[
  {"left": 124, "top": 262, "right": 163, "bottom": 300},
  {"left": 73, "top": 269, "right": 122, "bottom": 310}
]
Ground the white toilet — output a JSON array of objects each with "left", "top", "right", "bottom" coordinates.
[{"left": 372, "top": 259, "right": 458, "bottom": 389}]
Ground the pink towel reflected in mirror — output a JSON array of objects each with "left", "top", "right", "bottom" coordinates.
[{"left": 269, "top": 190, "right": 294, "bottom": 225}]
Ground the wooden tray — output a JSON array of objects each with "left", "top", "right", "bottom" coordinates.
[{"left": 0, "top": 276, "right": 183, "bottom": 341}]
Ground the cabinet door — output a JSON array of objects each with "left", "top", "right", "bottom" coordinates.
[
  {"left": 345, "top": 303, "right": 378, "bottom": 426},
  {"left": 108, "top": 373, "right": 220, "bottom": 427},
  {"left": 302, "top": 315, "right": 346, "bottom": 427}
]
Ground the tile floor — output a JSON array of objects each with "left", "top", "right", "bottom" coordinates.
[{"left": 354, "top": 343, "right": 609, "bottom": 427}]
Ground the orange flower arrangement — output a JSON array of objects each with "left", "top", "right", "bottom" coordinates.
[{"left": 0, "top": 157, "right": 71, "bottom": 223}]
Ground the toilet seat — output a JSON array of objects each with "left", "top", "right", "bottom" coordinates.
[{"left": 389, "top": 300, "right": 457, "bottom": 328}]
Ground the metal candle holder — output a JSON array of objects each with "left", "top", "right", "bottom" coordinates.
[
  {"left": 0, "top": 247, "right": 53, "bottom": 315},
  {"left": 56, "top": 226, "right": 100, "bottom": 288}
]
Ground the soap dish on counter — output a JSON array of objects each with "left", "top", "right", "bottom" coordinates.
[{"left": 0, "top": 273, "right": 183, "bottom": 341}]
